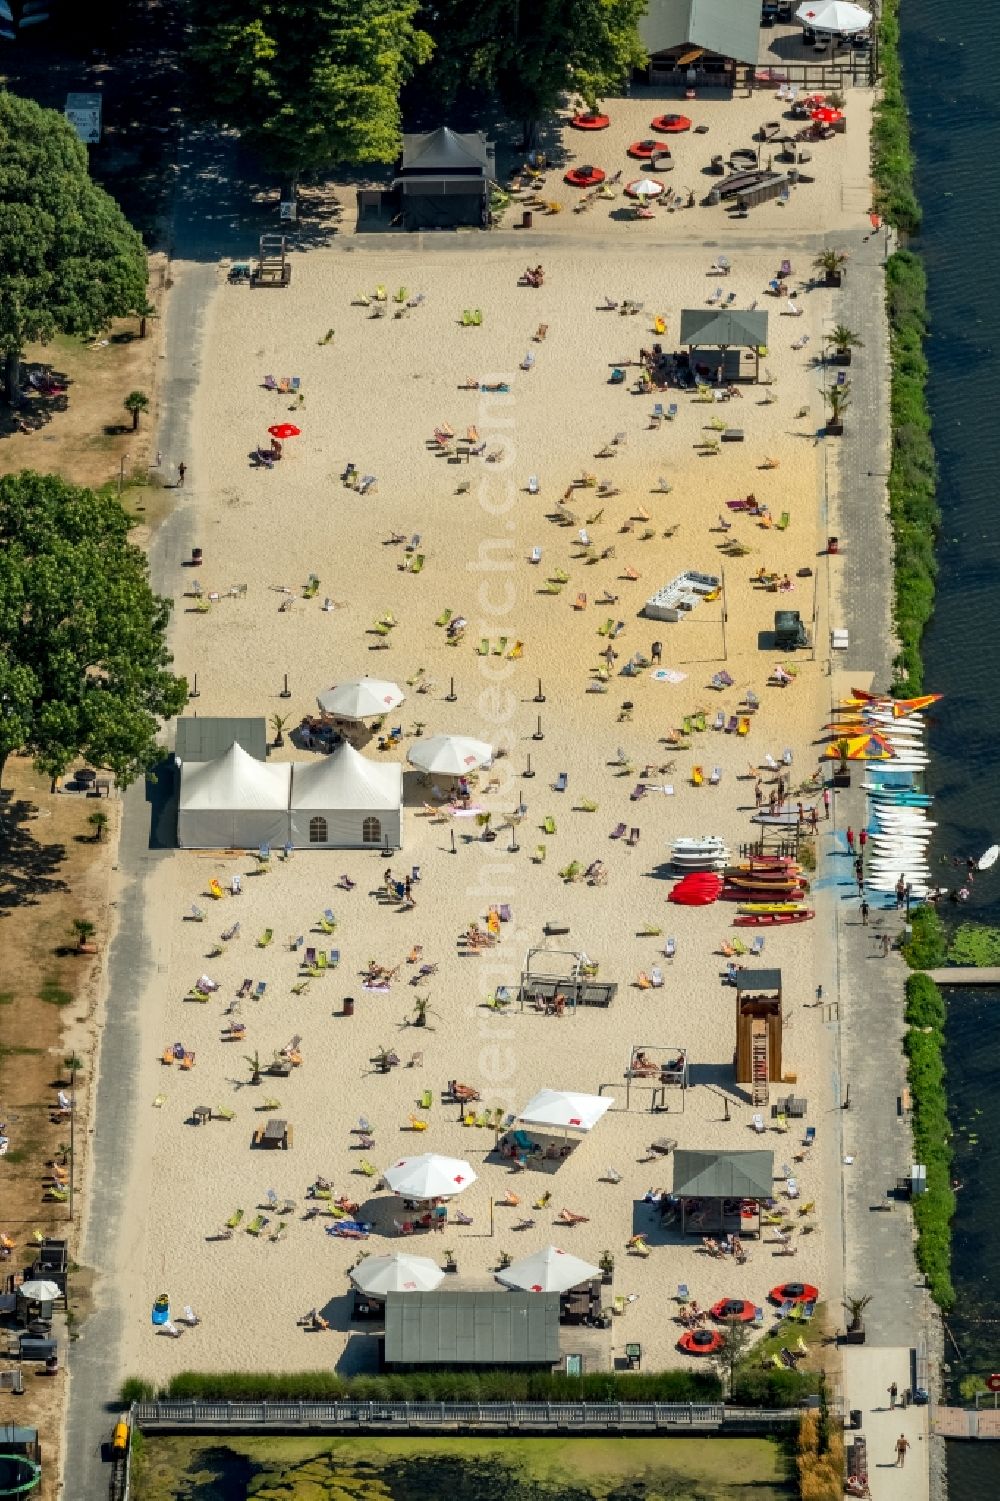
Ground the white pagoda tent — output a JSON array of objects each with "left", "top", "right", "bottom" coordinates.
[
  {"left": 177, "top": 742, "right": 290, "bottom": 849},
  {"left": 288, "top": 741, "right": 402, "bottom": 850}
]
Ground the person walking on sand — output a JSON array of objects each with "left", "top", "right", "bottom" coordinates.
[
  {"left": 859, "top": 826, "right": 867, "bottom": 852},
  {"left": 895, "top": 1433, "right": 909, "bottom": 1467},
  {"left": 846, "top": 825, "right": 855, "bottom": 854},
  {"left": 888, "top": 1380, "right": 898, "bottom": 1409},
  {"left": 177, "top": 461, "right": 186, "bottom": 488},
  {"left": 860, "top": 898, "right": 870, "bottom": 927},
  {"left": 755, "top": 780, "right": 763, "bottom": 808},
  {"left": 822, "top": 787, "right": 831, "bottom": 820}
]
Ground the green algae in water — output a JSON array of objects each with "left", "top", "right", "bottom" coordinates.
[{"left": 136, "top": 1436, "right": 794, "bottom": 1501}]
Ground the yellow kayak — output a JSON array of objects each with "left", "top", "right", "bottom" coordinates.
[{"left": 736, "top": 901, "right": 803, "bottom": 915}]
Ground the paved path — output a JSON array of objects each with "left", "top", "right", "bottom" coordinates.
[
  {"left": 842, "top": 1346, "right": 930, "bottom": 1500},
  {"left": 62, "top": 125, "right": 270, "bottom": 1501},
  {"left": 820, "top": 242, "right": 941, "bottom": 1500}
]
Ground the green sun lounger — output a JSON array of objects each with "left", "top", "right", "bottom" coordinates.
[
  {"left": 435, "top": 608, "right": 453, "bottom": 627},
  {"left": 246, "top": 1214, "right": 267, "bottom": 1236},
  {"left": 226, "top": 1208, "right": 244, "bottom": 1229},
  {"left": 543, "top": 816, "right": 556, "bottom": 835},
  {"left": 257, "top": 929, "right": 273, "bottom": 948}
]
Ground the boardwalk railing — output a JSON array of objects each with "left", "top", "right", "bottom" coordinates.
[{"left": 131, "top": 1398, "right": 801, "bottom": 1434}]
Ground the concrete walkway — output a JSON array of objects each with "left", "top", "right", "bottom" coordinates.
[
  {"left": 62, "top": 126, "right": 270, "bottom": 1501},
  {"left": 842, "top": 1346, "right": 930, "bottom": 1500}
]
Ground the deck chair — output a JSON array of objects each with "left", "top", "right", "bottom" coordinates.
[
  {"left": 358, "top": 1159, "right": 377, "bottom": 1177},
  {"left": 257, "top": 929, "right": 273, "bottom": 948},
  {"left": 529, "top": 546, "right": 542, "bottom": 564},
  {"left": 804, "top": 1126, "right": 816, "bottom": 1148},
  {"left": 534, "top": 844, "right": 547, "bottom": 863},
  {"left": 750, "top": 935, "right": 765, "bottom": 956},
  {"left": 751, "top": 1113, "right": 765, "bottom": 1133},
  {"left": 664, "top": 937, "right": 676, "bottom": 959},
  {"left": 709, "top": 766, "right": 722, "bottom": 785},
  {"left": 776, "top": 511, "right": 790, "bottom": 530},
  {"left": 319, "top": 910, "right": 336, "bottom": 933},
  {"left": 553, "top": 772, "right": 568, "bottom": 792},
  {"left": 190, "top": 905, "right": 206, "bottom": 922},
  {"left": 650, "top": 966, "right": 664, "bottom": 988},
  {"left": 610, "top": 822, "right": 626, "bottom": 839}
]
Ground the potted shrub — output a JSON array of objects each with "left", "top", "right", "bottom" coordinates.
[
  {"left": 825, "top": 324, "right": 863, "bottom": 367},
  {"left": 498, "top": 1249, "right": 513, "bottom": 1269},
  {"left": 244, "top": 1050, "right": 262, "bottom": 1086},
  {"left": 476, "top": 811, "right": 496, "bottom": 842},
  {"left": 71, "top": 919, "right": 97, "bottom": 955},
  {"left": 825, "top": 382, "right": 850, "bottom": 436},
  {"left": 599, "top": 1250, "right": 615, "bottom": 1285},
  {"left": 270, "top": 713, "right": 290, "bottom": 748},
  {"left": 814, "top": 246, "right": 848, "bottom": 287},
  {"left": 843, "top": 1292, "right": 872, "bottom": 1345},
  {"left": 443, "top": 1248, "right": 458, "bottom": 1274},
  {"left": 87, "top": 810, "right": 109, "bottom": 842}
]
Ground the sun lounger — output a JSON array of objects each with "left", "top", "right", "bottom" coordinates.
[
  {"left": 610, "top": 822, "right": 626, "bottom": 839},
  {"left": 553, "top": 772, "right": 568, "bottom": 792},
  {"left": 752, "top": 1113, "right": 765, "bottom": 1133}
]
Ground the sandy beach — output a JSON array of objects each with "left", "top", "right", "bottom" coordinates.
[{"left": 115, "top": 90, "right": 878, "bottom": 1382}]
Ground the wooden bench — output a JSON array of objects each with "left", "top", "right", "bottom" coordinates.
[{"left": 898, "top": 1087, "right": 912, "bottom": 1116}]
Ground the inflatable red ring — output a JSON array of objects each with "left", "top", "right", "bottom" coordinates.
[
  {"left": 651, "top": 114, "right": 692, "bottom": 134},
  {"left": 564, "top": 165, "right": 606, "bottom": 187},
  {"left": 571, "top": 113, "right": 610, "bottom": 130},
  {"left": 679, "top": 1328, "right": 725, "bottom": 1355},
  {"left": 627, "top": 139, "right": 669, "bottom": 159}
]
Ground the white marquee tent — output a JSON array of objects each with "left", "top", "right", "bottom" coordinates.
[
  {"left": 177, "top": 742, "right": 291, "bottom": 849},
  {"left": 289, "top": 741, "right": 402, "bottom": 850}
]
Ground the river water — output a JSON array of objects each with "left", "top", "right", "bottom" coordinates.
[{"left": 900, "top": 0, "right": 1000, "bottom": 1488}]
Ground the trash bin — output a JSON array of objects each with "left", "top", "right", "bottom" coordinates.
[
  {"left": 522, "top": 209, "right": 533, "bottom": 230},
  {"left": 342, "top": 996, "right": 355, "bottom": 1018},
  {"left": 849, "top": 1409, "right": 862, "bottom": 1430}
]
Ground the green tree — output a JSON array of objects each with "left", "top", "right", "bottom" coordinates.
[
  {"left": 421, "top": 0, "right": 647, "bottom": 140},
  {"left": 123, "top": 390, "right": 150, "bottom": 430},
  {"left": 0, "top": 471, "right": 187, "bottom": 792},
  {"left": 186, "top": 0, "right": 433, "bottom": 187},
  {"left": 0, "top": 93, "right": 148, "bottom": 400}
]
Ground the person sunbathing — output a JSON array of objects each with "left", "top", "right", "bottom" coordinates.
[{"left": 556, "top": 1208, "right": 589, "bottom": 1224}]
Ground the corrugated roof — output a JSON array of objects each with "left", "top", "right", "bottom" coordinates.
[
  {"left": 673, "top": 1148, "right": 774, "bottom": 1199},
  {"left": 736, "top": 968, "right": 783, "bottom": 993},
  {"left": 639, "top": 0, "right": 762, "bottom": 65},
  {"left": 384, "top": 1290, "right": 560, "bottom": 1366},
  {"left": 679, "top": 308, "right": 769, "bottom": 348},
  {"left": 174, "top": 717, "right": 267, "bottom": 764}
]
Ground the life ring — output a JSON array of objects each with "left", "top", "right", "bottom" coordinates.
[{"left": 987, "top": 1373, "right": 1000, "bottom": 1393}]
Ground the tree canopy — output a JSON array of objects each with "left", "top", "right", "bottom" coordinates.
[
  {"left": 186, "top": 0, "right": 433, "bottom": 181},
  {"left": 420, "top": 0, "right": 647, "bottom": 128},
  {"left": 0, "top": 472, "right": 187, "bottom": 790},
  {"left": 0, "top": 92, "right": 148, "bottom": 391}
]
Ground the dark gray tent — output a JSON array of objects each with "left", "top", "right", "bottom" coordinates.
[{"left": 393, "top": 128, "right": 495, "bottom": 230}]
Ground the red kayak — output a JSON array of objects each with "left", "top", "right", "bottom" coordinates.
[
  {"left": 733, "top": 910, "right": 815, "bottom": 926},
  {"left": 669, "top": 873, "right": 722, "bottom": 905}
]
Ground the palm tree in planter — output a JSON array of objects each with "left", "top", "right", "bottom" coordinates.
[
  {"left": 123, "top": 389, "right": 150, "bottom": 431},
  {"left": 476, "top": 811, "right": 495, "bottom": 842},
  {"left": 88, "top": 810, "right": 109, "bottom": 843},
  {"left": 825, "top": 325, "right": 863, "bottom": 367},
  {"left": 832, "top": 737, "right": 852, "bottom": 789},
  {"left": 71, "top": 919, "right": 97, "bottom": 954},
  {"left": 270, "top": 713, "right": 290, "bottom": 748},
  {"left": 826, "top": 382, "right": 851, "bottom": 436},
  {"left": 244, "top": 1050, "right": 262, "bottom": 1086},
  {"left": 814, "top": 247, "right": 849, "bottom": 287},
  {"left": 843, "top": 1292, "right": 872, "bottom": 1345},
  {"left": 411, "top": 994, "right": 432, "bottom": 1028}
]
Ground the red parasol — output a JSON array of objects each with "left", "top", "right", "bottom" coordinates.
[
  {"left": 571, "top": 112, "right": 610, "bottom": 130},
  {"left": 810, "top": 106, "right": 843, "bottom": 124},
  {"left": 651, "top": 113, "right": 692, "bottom": 133},
  {"left": 564, "top": 165, "right": 605, "bottom": 187},
  {"left": 268, "top": 423, "right": 300, "bottom": 439}
]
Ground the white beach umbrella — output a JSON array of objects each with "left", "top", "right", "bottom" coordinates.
[
  {"left": 19, "top": 1279, "right": 60, "bottom": 1302},
  {"left": 407, "top": 735, "right": 494, "bottom": 776},
  {"left": 795, "top": 1, "right": 872, "bottom": 32},
  {"left": 625, "top": 177, "right": 665, "bottom": 198},
  {"left": 496, "top": 1245, "right": 601, "bottom": 1294},
  {"left": 316, "top": 678, "right": 405, "bottom": 719},
  {"left": 383, "top": 1153, "right": 477, "bottom": 1199},
  {"left": 350, "top": 1253, "right": 445, "bottom": 1297},
  {"left": 516, "top": 1088, "right": 613, "bottom": 1133}
]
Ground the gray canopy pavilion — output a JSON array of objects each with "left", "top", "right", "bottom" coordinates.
[
  {"left": 672, "top": 1147, "right": 774, "bottom": 1236},
  {"left": 679, "top": 307, "right": 769, "bottom": 383},
  {"left": 392, "top": 128, "right": 495, "bottom": 230}
]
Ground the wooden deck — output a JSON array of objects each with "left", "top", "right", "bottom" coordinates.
[
  {"left": 923, "top": 968, "right": 1000, "bottom": 987},
  {"left": 933, "top": 1405, "right": 1000, "bottom": 1439}
]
